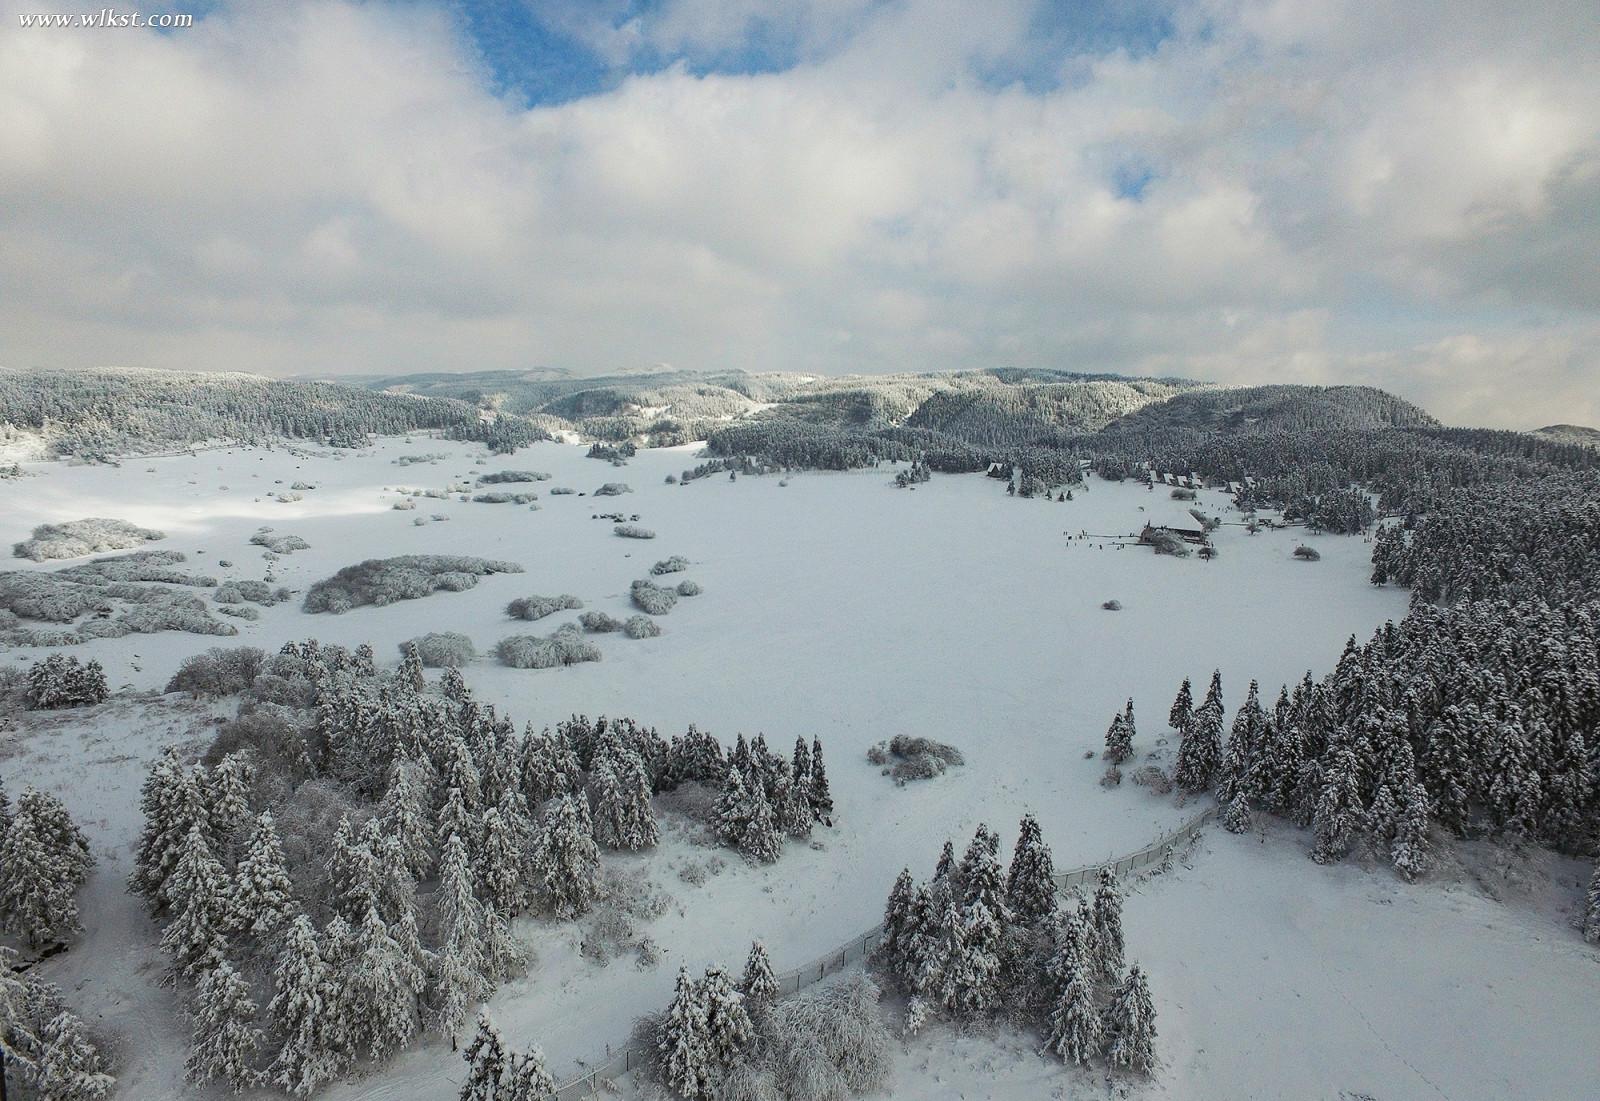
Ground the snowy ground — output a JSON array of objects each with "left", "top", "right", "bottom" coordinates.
[{"left": 4, "top": 436, "right": 1581, "bottom": 1101}]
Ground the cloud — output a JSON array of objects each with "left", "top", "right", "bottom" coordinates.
[{"left": 0, "top": 0, "right": 1595, "bottom": 428}]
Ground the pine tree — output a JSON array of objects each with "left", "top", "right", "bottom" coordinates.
[
  {"left": 879, "top": 868, "right": 917, "bottom": 979},
  {"left": 659, "top": 966, "right": 712, "bottom": 1100},
  {"left": 435, "top": 833, "right": 488, "bottom": 1042},
  {"left": 1044, "top": 908, "right": 1103, "bottom": 1065},
  {"left": 698, "top": 965, "right": 753, "bottom": 1071},
  {"left": 713, "top": 766, "right": 753, "bottom": 850},
  {"left": 0, "top": 789, "right": 93, "bottom": 946},
  {"left": 1104, "top": 710, "right": 1132, "bottom": 764},
  {"left": 477, "top": 806, "right": 528, "bottom": 917},
  {"left": 791, "top": 735, "right": 811, "bottom": 788},
  {"left": 398, "top": 642, "right": 426, "bottom": 694},
  {"left": 1168, "top": 677, "right": 1193, "bottom": 733},
  {"left": 229, "top": 811, "right": 295, "bottom": 939},
  {"left": 1221, "top": 787, "right": 1253, "bottom": 834},
  {"left": 534, "top": 795, "right": 600, "bottom": 919},
  {"left": 503, "top": 1047, "right": 557, "bottom": 1101},
  {"left": 160, "top": 824, "right": 231, "bottom": 982},
  {"left": 382, "top": 761, "right": 435, "bottom": 879},
  {"left": 459, "top": 1013, "right": 510, "bottom": 1101},
  {"left": 738, "top": 941, "right": 779, "bottom": 1011},
  {"left": 1582, "top": 863, "right": 1600, "bottom": 944},
  {"left": 326, "top": 814, "right": 380, "bottom": 925},
  {"left": 34, "top": 1009, "right": 114, "bottom": 1101},
  {"left": 1390, "top": 773, "right": 1432, "bottom": 881},
  {"left": 1174, "top": 673, "right": 1225, "bottom": 793},
  {"left": 268, "top": 914, "right": 341, "bottom": 1096},
  {"left": 185, "top": 960, "right": 262, "bottom": 1093},
  {"left": 1312, "top": 740, "right": 1362, "bottom": 865},
  {"left": 343, "top": 905, "right": 423, "bottom": 1060},
  {"left": 932, "top": 839, "right": 956, "bottom": 885},
  {"left": 738, "top": 784, "right": 782, "bottom": 865},
  {"left": 1090, "top": 867, "right": 1125, "bottom": 986},
  {"left": 1005, "top": 814, "right": 1056, "bottom": 925},
  {"left": 1105, "top": 963, "right": 1157, "bottom": 1074},
  {"left": 436, "top": 785, "right": 480, "bottom": 865},
  {"left": 131, "top": 747, "right": 210, "bottom": 911},
  {"left": 808, "top": 736, "right": 833, "bottom": 819},
  {"left": 204, "top": 754, "right": 252, "bottom": 851}
]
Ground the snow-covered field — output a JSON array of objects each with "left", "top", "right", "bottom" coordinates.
[{"left": 2, "top": 437, "right": 1587, "bottom": 1101}]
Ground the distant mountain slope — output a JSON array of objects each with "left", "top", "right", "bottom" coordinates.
[
  {"left": 1533, "top": 424, "right": 1600, "bottom": 448},
  {"left": 0, "top": 366, "right": 541, "bottom": 459},
  {"left": 1098, "top": 384, "right": 1438, "bottom": 435}
]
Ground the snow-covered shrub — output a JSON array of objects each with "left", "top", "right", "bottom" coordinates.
[
  {"left": 392, "top": 498, "right": 416, "bottom": 510},
  {"left": 401, "top": 631, "right": 476, "bottom": 668},
  {"left": 26, "top": 654, "right": 109, "bottom": 709},
  {"left": 1101, "top": 599, "right": 1123, "bottom": 611},
  {"left": 726, "top": 975, "right": 891, "bottom": 1101},
  {"left": 549, "top": 486, "right": 576, "bottom": 495},
  {"left": 651, "top": 556, "right": 690, "bottom": 575},
  {"left": 213, "top": 584, "right": 244, "bottom": 604},
  {"left": 13, "top": 518, "right": 166, "bottom": 561},
  {"left": 631, "top": 579, "right": 678, "bottom": 615},
  {"left": 473, "top": 491, "right": 539, "bottom": 504},
  {"left": 114, "top": 599, "right": 238, "bottom": 636},
  {"left": 615, "top": 524, "right": 656, "bottom": 540},
  {"left": 624, "top": 615, "right": 661, "bottom": 639},
  {"left": 1170, "top": 487, "right": 1196, "bottom": 501},
  {"left": 166, "top": 647, "right": 266, "bottom": 696},
  {"left": 675, "top": 580, "right": 703, "bottom": 597},
  {"left": 0, "top": 572, "right": 111, "bottom": 622},
  {"left": 579, "top": 611, "right": 623, "bottom": 633},
  {"left": 1293, "top": 544, "right": 1322, "bottom": 561},
  {"left": 594, "top": 483, "right": 632, "bottom": 496},
  {"left": 1146, "top": 529, "right": 1191, "bottom": 557},
  {"left": 56, "top": 550, "right": 213, "bottom": 586},
  {"left": 1130, "top": 765, "right": 1173, "bottom": 795},
  {"left": 303, "top": 555, "right": 522, "bottom": 613},
  {"left": 868, "top": 735, "right": 964, "bottom": 784},
  {"left": 507, "top": 594, "right": 583, "bottom": 621},
  {"left": 478, "top": 470, "right": 550, "bottom": 483},
  {"left": 249, "top": 532, "right": 310, "bottom": 554},
  {"left": 494, "top": 625, "right": 602, "bottom": 669}
]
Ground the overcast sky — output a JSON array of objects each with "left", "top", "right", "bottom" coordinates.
[{"left": 2, "top": 0, "right": 1597, "bottom": 427}]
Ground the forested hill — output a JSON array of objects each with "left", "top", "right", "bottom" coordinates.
[
  {"left": 0, "top": 367, "right": 544, "bottom": 459},
  {"left": 1093, "top": 384, "right": 1437, "bottom": 435}
]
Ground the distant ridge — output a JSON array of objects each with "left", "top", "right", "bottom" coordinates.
[{"left": 1533, "top": 424, "right": 1600, "bottom": 447}]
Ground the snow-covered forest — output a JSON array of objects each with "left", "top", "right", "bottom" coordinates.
[{"left": 0, "top": 369, "right": 1595, "bottom": 1101}]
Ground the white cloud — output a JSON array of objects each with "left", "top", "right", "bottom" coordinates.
[{"left": 0, "top": 0, "right": 1595, "bottom": 427}]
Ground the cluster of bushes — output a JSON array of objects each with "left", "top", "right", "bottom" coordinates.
[
  {"left": 625, "top": 616, "right": 662, "bottom": 639},
  {"left": 166, "top": 647, "right": 267, "bottom": 696},
  {"left": 615, "top": 525, "right": 656, "bottom": 540},
  {"left": 12, "top": 518, "right": 166, "bottom": 561},
  {"left": 214, "top": 580, "right": 290, "bottom": 606},
  {"left": 303, "top": 555, "right": 523, "bottom": 613},
  {"left": 495, "top": 625, "right": 602, "bottom": 669},
  {"left": 651, "top": 556, "right": 690, "bottom": 575},
  {"left": 866, "top": 735, "right": 964, "bottom": 784},
  {"left": 579, "top": 611, "right": 623, "bottom": 633},
  {"left": 26, "top": 654, "right": 109, "bottom": 709},
  {"left": 506, "top": 594, "right": 583, "bottom": 621},
  {"left": 593, "top": 483, "right": 632, "bottom": 497},
  {"left": 675, "top": 580, "right": 703, "bottom": 597},
  {"left": 587, "top": 442, "right": 637, "bottom": 463},
  {"left": 400, "top": 633, "right": 476, "bottom": 668},
  {"left": 631, "top": 580, "right": 678, "bottom": 616},
  {"left": 472, "top": 492, "right": 538, "bottom": 505},
  {"left": 249, "top": 531, "right": 311, "bottom": 555},
  {"left": 478, "top": 470, "right": 550, "bottom": 484}
]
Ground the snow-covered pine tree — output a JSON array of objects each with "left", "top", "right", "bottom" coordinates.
[
  {"left": 361, "top": 817, "right": 419, "bottom": 928},
  {"left": 131, "top": 747, "right": 211, "bottom": 911},
  {"left": 342, "top": 904, "right": 423, "bottom": 1060},
  {"left": 1390, "top": 772, "right": 1432, "bottom": 881},
  {"left": 34, "top": 1009, "right": 114, "bottom": 1101},
  {"left": 771, "top": 769, "right": 813, "bottom": 840},
  {"left": 791, "top": 735, "right": 811, "bottom": 789},
  {"left": 435, "top": 832, "right": 488, "bottom": 1043},
  {"left": 879, "top": 867, "right": 917, "bottom": 978},
  {"left": 161, "top": 824, "right": 231, "bottom": 982},
  {"left": 326, "top": 814, "right": 381, "bottom": 925},
  {"left": 1103, "top": 710, "right": 1132, "bottom": 764},
  {"left": 947, "top": 900, "right": 1004, "bottom": 1014},
  {"left": 1312, "top": 738, "right": 1363, "bottom": 865},
  {"left": 1168, "top": 677, "right": 1193, "bottom": 734},
  {"left": 932, "top": 839, "right": 956, "bottom": 885},
  {"left": 381, "top": 760, "right": 435, "bottom": 880},
  {"left": 203, "top": 753, "right": 252, "bottom": 853},
  {"left": 476, "top": 805, "right": 528, "bottom": 917},
  {"left": 398, "top": 642, "right": 426, "bottom": 695},
  {"left": 1044, "top": 907, "right": 1103, "bottom": 1065},
  {"left": 1583, "top": 863, "right": 1600, "bottom": 944},
  {"left": 1221, "top": 787, "right": 1252, "bottom": 834},
  {"left": 185, "top": 959, "right": 262, "bottom": 1093},
  {"left": 1122, "top": 697, "right": 1136, "bottom": 744},
  {"left": 957, "top": 824, "right": 1006, "bottom": 916},
  {"left": 480, "top": 904, "right": 524, "bottom": 987},
  {"left": 614, "top": 748, "right": 659, "bottom": 850},
  {"left": 459, "top": 1013, "right": 510, "bottom": 1101},
  {"left": 268, "top": 914, "right": 341, "bottom": 1096},
  {"left": 0, "top": 788, "right": 94, "bottom": 946},
  {"left": 739, "top": 940, "right": 778, "bottom": 1007},
  {"left": 1174, "top": 673, "right": 1225, "bottom": 793},
  {"left": 713, "top": 766, "right": 753, "bottom": 850},
  {"left": 1105, "top": 962, "right": 1157, "bottom": 1074},
  {"left": 738, "top": 783, "right": 782, "bottom": 865},
  {"left": 1090, "top": 867, "right": 1125, "bottom": 986},
  {"left": 534, "top": 794, "right": 601, "bottom": 919},
  {"left": 659, "top": 966, "right": 712, "bottom": 1100},
  {"left": 229, "top": 811, "right": 295, "bottom": 940},
  {"left": 436, "top": 783, "right": 480, "bottom": 866},
  {"left": 1005, "top": 814, "right": 1057, "bottom": 925},
  {"left": 502, "top": 1046, "right": 557, "bottom": 1101},
  {"left": 698, "top": 965, "right": 753, "bottom": 1075},
  {"left": 808, "top": 736, "right": 833, "bottom": 819}
]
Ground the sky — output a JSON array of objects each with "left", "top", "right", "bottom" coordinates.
[{"left": 1, "top": 0, "right": 1597, "bottom": 428}]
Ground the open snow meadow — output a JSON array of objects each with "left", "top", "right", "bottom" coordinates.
[{"left": 1, "top": 435, "right": 1592, "bottom": 1101}]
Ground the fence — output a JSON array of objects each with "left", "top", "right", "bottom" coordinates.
[{"left": 543, "top": 805, "right": 1216, "bottom": 1100}]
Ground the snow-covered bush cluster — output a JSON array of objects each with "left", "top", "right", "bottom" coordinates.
[
  {"left": 166, "top": 647, "right": 267, "bottom": 697},
  {"left": 1292, "top": 544, "right": 1321, "bottom": 561},
  {"left": 506, "top": 593, "right": 583, "bottom": 621},
  {"left": 477, "top": 470, "right": 550, "bottom": 484},
  {"left": 651, "top": 556, "right": 690, "bottom": 575},
  {"left": 549, "top": 486, "right": 576, "bottom": 495},
  {"left": 25, "top": 654, "right": 108, "bottom": 709},
  {"left": 625, "top": 615, "right": 662, "bottom": 639},
  {"left": 866, "top": 735, "right": 964, "bottom": 784},
  {"left": 676, "top": 580, "right": 703, "bottom": 597},
  {"left": 615, "top": 524, "right": 656, "bottom": 540},
  {"left": 56, "top": 549, "right": 213, "bottom": 586},
  {"left": 215, "top": 579, "right": 289, "bottom": 606},
  {"left": 472, "top": 492, "right": 538, "bottom": 505},
  {"left": 494, "top": 625, "right": 601, "bottom": 668},
  {"left": 578, "top": 611, "right": 623, "bottom": 633},
  {"left": 593, "top": 482, "right": 632, "bottom": 496},
  {"left": 302, "top": 555, "right": 522, "bottom": 614},
  {"left": 651, "top": 943, "right": 890, "bottom": 1101},
  {"left": 12, "top": 517, "right": 166, "bottom": 561},
  {"left": 400, "top": 633, "right": 476, "bottom": 668},
  {"left": 250, "top": 531, "right": 311, "bottom": 555},
  {"left": 877, "top": 818, "right": 1157, "bottom": 1075},
  {"left": 0, "top": 554, "right": 240, "bottom": 642},
  {"left": 631, "top": 579, "right": 678, "bottom": 615}
]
